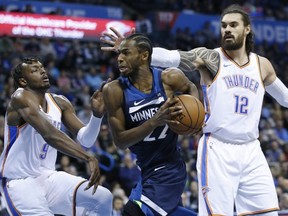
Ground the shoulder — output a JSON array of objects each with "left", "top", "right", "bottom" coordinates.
[
  {"left": 257, "top": 55, "right": 274, "bottom": 75},
  {"left": 102, "top": 80, "right": 123, "bottom": 106},
  {"left": 103, "top": 80, "right": 122, "bottom": 94},
  {"left": 10, "top": 88, "right": 37, "bottom": 109},
  {"left": 161, "top": 67, "right": 191, "bottom": 90},
  {"left": 256, "top": 54, "right": 277, "bottom": 85},
  {"left": 257, "top": 55, "right": 271, "bottom": 66},
  {"left": 52, "top": 93, "right": 71, "bottom": 104},
  {"left": 162, "top": 67, "right": 185, "bottom": 81},
  {"left": 50, "top": 93, "right": 72, "bottom": 111},
  {"left": 102, "top": 79, "right": 123, "bottom": 97}
]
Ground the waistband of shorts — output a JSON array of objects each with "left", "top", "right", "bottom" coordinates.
[{"left": 205, "top": 133, "right": 256, "bottom": 145}]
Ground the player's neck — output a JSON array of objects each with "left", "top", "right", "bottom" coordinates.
[
  {"left": 26, "top": 88, "right": 47, "bottom": 106},
  {"left": 129, "top": 67, "right": 152, "bottom": 84},
  {"left": 129, "top": 69, "right": 153, "bottom": 93},
  {"left": 224, "top": 47, "right": 249, "bottom": 66}
]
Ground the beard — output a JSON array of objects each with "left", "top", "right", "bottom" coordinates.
[{"left": 221, "top": 33, "right": 245, "bottom": 51}]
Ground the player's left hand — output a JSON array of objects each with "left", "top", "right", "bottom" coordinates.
[
  {"left": 91, "top": 78, "right": 111, "bottom": 117},
  {"left": 85, "top": 156, "right": 101, "bottom": 194},
  {"left": 100, "top": 27, "right": 136, "bottom": 52}
]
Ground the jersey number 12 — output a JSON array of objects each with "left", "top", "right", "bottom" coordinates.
[{"left": 234, "top": 95, "right": 248, "bottom": 114}]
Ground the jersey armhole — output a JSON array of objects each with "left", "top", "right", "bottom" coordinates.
[{"left": 256, "top": 55, "right": 265, "bottom": 88}]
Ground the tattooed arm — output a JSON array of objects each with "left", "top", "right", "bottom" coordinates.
[
  {"left": 178, "top": 48, "right": 219, "bottom": 77},
  {"left": 152, "top": 47, "right": 220, "bottom": 81}
]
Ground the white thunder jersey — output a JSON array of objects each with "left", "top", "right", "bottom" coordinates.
[
  {"left": 0, "top": 91, "right": 62, "bottom": 179},
  {"left": 202, "top": 48, "right": 265, "bottom": 143}
]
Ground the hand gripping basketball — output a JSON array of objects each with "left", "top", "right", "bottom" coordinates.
[{"left": 168, "top": 94, "right": 205, "bottom": 135}]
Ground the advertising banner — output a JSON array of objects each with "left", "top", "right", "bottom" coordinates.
[{"left": 0, "top": 12, "right": 135, "bottom": 40}]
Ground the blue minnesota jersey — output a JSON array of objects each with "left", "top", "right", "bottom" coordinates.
[{"left": 119, "top": 67, "right": 180, "bottom": 171}]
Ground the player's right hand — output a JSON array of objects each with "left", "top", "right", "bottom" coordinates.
[
  {"left": 100, "top": 27, "right": 136, "bottom": 52},
  {"left": 151, "top": 98, "right": 182, "bottom": 127},
  {"left": 85, "top": 156, "right": 101, "bottom": 195}
]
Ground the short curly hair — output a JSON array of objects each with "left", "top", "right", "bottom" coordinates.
[{"left": 12, "top": 57, "right": 40, "bottom": 89}]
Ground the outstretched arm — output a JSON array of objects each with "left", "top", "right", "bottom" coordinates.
[{"left": 152, "top": 47, "right": 220, "bottom": 77}]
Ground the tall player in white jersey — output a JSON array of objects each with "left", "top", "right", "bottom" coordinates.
[
  {"left": 0, "top": 57, "right": 112, "bottom": 216},
  {"left": 100, "top": 4, "right": 288, "bottom": 216}
]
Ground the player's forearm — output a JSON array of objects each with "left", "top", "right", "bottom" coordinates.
[
  {"left": 43, "top": 129, "right": 92, "bottom": 162},
  {"left": 266, "top": 77, "right": 288, "bottom": 107},
  {"left": 111, "top": 119, "right": 158, "bottom": 150},
  {"left": 77, "top": 115, "right": 103, "bottom": 148},
  {"left": 151, "top": 47, "right": 180, "bottom": 68}
]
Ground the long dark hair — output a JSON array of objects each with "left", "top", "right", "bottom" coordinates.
[{"left": 221, "top": 4, "right": 254, "bottom": 55}]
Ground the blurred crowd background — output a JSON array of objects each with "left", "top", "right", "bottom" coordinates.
[{"left": 0, "top": 0, "right": 288, "bottom": 215}]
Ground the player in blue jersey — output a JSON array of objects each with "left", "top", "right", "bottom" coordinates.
[
  {"left": 102, "top": 34, "right": 198, "bottom": 216},
  {"left": 101, "top": 4, "right": 288, "bottom": 216},
  {"left": 0, "top": 57, "right": 112, "bottom": 215}
]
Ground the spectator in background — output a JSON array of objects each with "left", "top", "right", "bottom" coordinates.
[
  {"left": 12, "top": 37, "right": 24, "bottom": 54},
  {"left": 54, "top": 39, "right": 68, "bottom": 61},
  {"left": 275, "top": 119, "right": 288, "bottom": 142},
  {"left": 71, "top": 68, "right": 87, "bottom": 93},
  {"left": 83, "top": 41, "right": 101, "bottom": 65},
  {"left": 49, "top": 7, "right": 63, "bottom": 15},
  {"left": 75, "top": 85, "right": 91, "bottom": 107},
  {"left": 182, "top": 180, "right": 198, "bottom": 212},
  {"left": 77, "top": 104, "right": 93, "bottom": 125},
  {"left": 85, "top": 66, "right": 104, "bottom": 91},
  {"left": 111, "top": 183, "right": 129, "bottom": 204},
  {"left": 0, "top": 36, "right": 14, "bottom": 54},
  {"left": 46, "top": 60, "right": 60, "bottom": 85},
  {"left": 40, "top": 38, "right": 57, "bottom": 60},
  {"left": 0, "top": 115, "right": 4, "bottom": 142},
  {"left": 279, "top": 193, "right": 288, "bottom": 210},
  {"left": 135, "top": 14, "right": 153, "bottom": 37},
  {"left": 24, "top": 37, "right": 40, "bottom": 56},
  {"left": 57, "top": 69, "right": 71, "bottom": 91},
  {"left": 60, "top": 48, "right": 77, "bottom": 70},
  {"left": 22, "top": 4, "right": 34, "bottom": 13},
  {"left": 118, "top": 152, "right": 141, "bottom": 196},
  {"left": 266, "top": 140, "right": 285, "bottom": 163},
  {"left": 112, "top": 195, "right": 124, "bottom": 216},
  {"left": 57, "top": 155, "right": 79, "bottom": 176}
]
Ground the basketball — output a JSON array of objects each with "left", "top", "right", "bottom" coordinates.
[{"left": 168, "top": 94, "right": 205, "bottom": 135}]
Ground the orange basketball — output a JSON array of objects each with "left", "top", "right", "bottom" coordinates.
[{"left": 168, "top": 94, "right": 205, "bottom": 135}]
